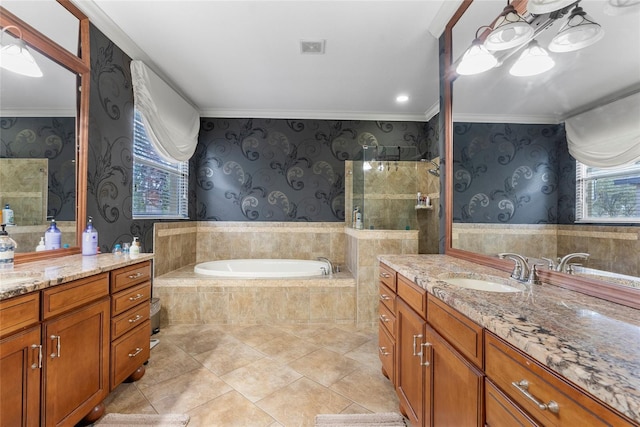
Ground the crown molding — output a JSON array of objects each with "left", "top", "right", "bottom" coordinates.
[
  {"left": 452, "top": 112, "right": 561, "bottom": 125},
  {"left": 0, "top": 109, "right": 76, "bottom": 117},
  {"left": 428, "top": 0, "right": 464, "bottom": 38},
  {"left": 200, "top": 108, "right": 431, "bottom": 122},
  {"left": 424, "top": 101, "right": 440, "bottom": 122}
]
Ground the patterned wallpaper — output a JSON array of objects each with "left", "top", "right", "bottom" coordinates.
[
  {"left": 452, "top": 122, "right": 575, "bottom": 224},
  {"left": 194, "top": 118, "right": 437, "bottom": 222},
  {"left": 0, "top": 117, "right": 76, "bottom": 220}
]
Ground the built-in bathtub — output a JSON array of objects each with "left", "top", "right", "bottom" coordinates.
[
  {"left": 194, "top": 258, "right": 331, "bottom": 278},
  {"left": 154, "top": 259, "right": 356, "bottom": 326}
]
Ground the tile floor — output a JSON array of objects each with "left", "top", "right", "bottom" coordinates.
[{"left": 102, "top": 323, "right": 401, "bottom": 426}]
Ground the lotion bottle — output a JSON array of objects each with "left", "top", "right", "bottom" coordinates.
[
  {"left": 130, "top": 237, "right": 140, "bottom": 257},
  {"left": 44, "top": 218, "right": 61, "bottom": 250},
  {"left": 82, "top": 216, "right": 98, "bottom": 255},
  {"left": 3, "top": 204, "right": 14, "bottom": 226},
  {"left": 0, "top": 224, "right": 16, "bottom": 270},
  {"left": 35, "top": 237, "right": 46, "bottom": 251}
]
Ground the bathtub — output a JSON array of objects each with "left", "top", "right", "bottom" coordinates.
[{"left": 194, "top": 259, "right": 331, "bottom": 278}]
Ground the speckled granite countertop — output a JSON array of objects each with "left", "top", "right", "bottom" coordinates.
[
  {"left": 0, "top": 253, "right": 154, "bottom": 300},
  {"left": 378, "top": 254, "right": 640, "bottom": 423}
]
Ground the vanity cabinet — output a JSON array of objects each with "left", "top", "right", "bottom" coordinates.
[{"left": 378, "top": 263, "right": 396, "bottom": 383}]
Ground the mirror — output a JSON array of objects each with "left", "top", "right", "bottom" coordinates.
[
  {"left": 444, "top": 0, "right": 640, "bottom": 308},
  {"left": 0, "top": 0, "right": 89, "bottom": 261}
]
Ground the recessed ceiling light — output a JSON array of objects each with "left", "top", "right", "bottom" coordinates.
[
  {"left": 396, "top": 95, "right": 409, "bottom": 103},
  {"left": 300, "top": 40, "right": 325, "bottom": 54}
]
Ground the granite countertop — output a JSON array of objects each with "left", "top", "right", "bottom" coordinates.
[
  {"left": 0, "top": 253, "right": 154, "bottom": 300},
  {"left": 378, "top": 254, "right": 640, "bottom": 424}
]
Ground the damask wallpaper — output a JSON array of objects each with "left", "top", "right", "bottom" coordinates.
[
  {"left": 452, "top": 122, "right": 576, "bottom": 224},
  {"left": 194, "top": 118, "right": 437, "bottom": 221},
  {"left": 0, "top": 117, "right": 76, "bottom": 220}
]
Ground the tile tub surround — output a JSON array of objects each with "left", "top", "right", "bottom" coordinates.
[
  {"left": 378, "top": 254, "right": 640, "bottom": 423},
  {"left": 153, "top": 265, "right": 356, "bottom": 325},
  {"left": 0, "top": 253, "right": 154, "bottom": 300},
  {"left": 153, "top": 221, "right": 346, "bottom": 278}
]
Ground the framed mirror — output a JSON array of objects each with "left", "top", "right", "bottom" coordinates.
[
  {"left": 1, "top": 0, "right": 89, "bottom": 261},
  {"left": 443, "top": 0, "right": 640, "bottom": 309}
]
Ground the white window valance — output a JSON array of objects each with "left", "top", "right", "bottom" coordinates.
[
  {"left": 130, "top": 60, "right": 200, "bottom": 162},
  {"left": 565, "top": 91, "right": 640, "bottom": 168}
]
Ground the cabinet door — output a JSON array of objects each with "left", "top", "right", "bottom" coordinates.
[
  {"left": 0, "top": 326, "right": 41, "bottom": 427},
  {"left": 396, "top": 298, "right": 427, "bottom": 426},
  {"left": 425, "top": 324, "right": 483, "bottom": 427},
  {"left": 42, "top": 298, "right": 109, "bottom": 427}
]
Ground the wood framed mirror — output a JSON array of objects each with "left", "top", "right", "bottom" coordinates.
[
  {"left": 1, "top": 0, "right": 89, "bottom": 262},
  {"left": 443, "top": 0, "right": 640, "bottom": 309}
]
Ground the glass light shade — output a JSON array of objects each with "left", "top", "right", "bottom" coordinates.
[
  {"left": 509, "top": 41, "right": 555, "bottom": 76},
  {"left": 548, "top": 6, "right": 604, "bottom": 52},
  {"left": 485, "top": 5, "right": 534, "bottom": 51},
  {"left": 527, "top": 0, "right": 577, "bottom": 14},
  {"left": 0, "top": 35, "right": 43, "bottom": 78},
  {"left": 456, "top": 40, "right": 498, "bottom": 75}
]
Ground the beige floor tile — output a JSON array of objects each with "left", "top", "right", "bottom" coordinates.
[
  {"left": 330, "top": 368, "right": 399, "bottom": 413},
  {"left": 135, "top": 341, "right": 201, "bottom": 387},
  {"left": 256, "top": 378, "right": 352, "bottom": 427},
  {"left": 312, "top": 327, "right": 372, "bottom": 354},
  {"left": 138, "top": 367, "right": 232, "bottom": 414},
  {"left": 187, "top": 390, "right": 276, "bottom": 427},
  {"left": 288, "top": 348, "right": 361, "bottom": 387},
  {"left": 164, "top": 325, "right": 230, "bottom": 355},
  {"left": 276, "top": 323, "right": 336, "bottom": 339},
  {"left": 340, "top": 403, "right": 373, "bottom": 414},
  {"left": 254, "top": 333, "right": 319, "bottom": 365},
  {"left": 231, "top": 324, "right": 294, "bottom": 347},
  {"left": 344, "top": 337, "right": 382, "bottom": 369},
  {"left": 102, "top": 382, "right": 156, "bottom": 415},
  {"left": 221, "top": 358, "right": 303, "bottom": 402},
  {"left": 194, "top": 334, "right": 266, "bottom": 376}
]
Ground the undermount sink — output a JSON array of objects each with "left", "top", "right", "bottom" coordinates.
[{"left": 442, "top": 277, "right": 525, "bottom": 293}]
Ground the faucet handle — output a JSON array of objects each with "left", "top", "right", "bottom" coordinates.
[
  {"left": 527, "top": 264, "right": 543, "bottom": 285},
  {"left": 541, "top": 257, "right": 556, "bottom": 270}
]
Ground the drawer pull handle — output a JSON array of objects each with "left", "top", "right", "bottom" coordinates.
[
  {"left": 128, "top": 347, "right": 143, "bottom": 358},
  {"left": 128, "top": 314, "right": 143, "bottom": 323},
  {"left": 412, "top": 334, "right": 423, "bottom": 357},
  {"left": 31, "top": 344, "right": 42, "bottom": 369},
  {"left": 128, "top": 272, "right": 144, "bottom": 279},
  {"left": 379, "top": 314, "right": 391, "bottom": 323},
  {"left": 50, "top": 335, "right": 61, "bottom": 358},
  {"left": 512, "top": 380, "right": 560, "bottom": 414},
  {"left": 379, "top": 294, "right": 391, "bottom": 301},
  {"left": 379, "top": 346, "right": 390, "bottom": 356},
  {"left": 380, "top": 272, "right": 390, "bottom": 279},
  {"left": 128, "top": 293, "right": 144, "bottom": 301},
  {"left": 420, "top": 342, "right": 432, "bottom": 367}
]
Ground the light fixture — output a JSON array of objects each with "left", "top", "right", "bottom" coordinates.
[
  {"left": 485, "top": 3, "right": 534, "bottom": 51},
  {"left": 527, "top": 0, "right": 578, "bottom": 14},
  {"left": 604, "top": 0, "right": 640, "bottom": 16},
  {"left": 396, "top": 95, "right": 409, "bottom": 103},
  {"left": 509, "top": 40, "right": 555, "bottom": 76},
  {"left": 548, "top": 5, "right": 604, "bottom": 52},
  {"left": 0, "top": 25, "right": 43, "bottom": 77},
  {"left": 456, "top": 28, "right": 498, "bottom": 76}
]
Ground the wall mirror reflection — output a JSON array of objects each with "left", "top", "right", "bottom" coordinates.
[{"left": 449, "top": 0, "right": 640, "bottom": 288}]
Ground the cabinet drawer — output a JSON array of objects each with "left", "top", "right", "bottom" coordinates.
[
  {"left": 379, "top": 283, "right": 396, "bottom": 314},
  {"left": 427, "top": 294, "right": 483, "bottom": 368},
  {"left": 378, "top": 301, "right": 395, "bottom": 337},
  {"left": 379, "top": 263, "right": 396, "bottom": 292},
  {"left": 110, "top": 261, "right": 151, "bottom": 293},
  {"left": 378, "top": 323, "right": 395, "bottom": 385},
  {"left": 0, "top": 292, "right": 40, "bottom": 338},
  {"left": 111, "top": 303, "right": 150, "bottom": 340},
  {"left": 111, "top": 282, "right": 151, "bottom": 316},
  {"left": 485, "top": 332, "right": 635, "bottom": 427},
  {"left": 42, "top": 273, "right": 109, "bottom": 320},
  {"left": 486, "top": 378, "right": 540, "bottom": 427},
  {"left": 397, "top": 274, "right": 426, "bottom": 319},
  {"left": 111, "top": 320, "right": 150, "bottom": 388}
]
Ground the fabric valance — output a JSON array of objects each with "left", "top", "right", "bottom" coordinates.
[
  {"left": 565, "top": 91, "right": 640, "bottom": 167},
  {"left": 130, "top": 60, "right": 199, "bottom": 162}
]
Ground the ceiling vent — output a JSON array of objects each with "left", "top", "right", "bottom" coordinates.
[{"left": 300, "top": 40, "right": 326, "bottom": 54}]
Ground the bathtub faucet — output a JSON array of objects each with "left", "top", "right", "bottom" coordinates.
[{"left": 317, "top": 257, "right": 334, "bottom": 275}]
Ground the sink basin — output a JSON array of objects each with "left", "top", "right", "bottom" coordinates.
[{"left": 442, "top": 277, "right": 525, "bottom": 293}]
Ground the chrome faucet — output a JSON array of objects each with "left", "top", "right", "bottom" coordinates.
[
  {"left": 498, "top": 253, "right": 530, "bottom": 282},
  {"left": 317, "top": 257, "right": 334, "bottom": 275},
  {"left": 556, "top": 252, "right": 590, "bottom": 273}
]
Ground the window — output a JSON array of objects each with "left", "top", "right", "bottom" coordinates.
[
  {"left": 576, "top": 160, "right": 640, "bottom": 223},
  {"left": 132, "top": 110, "right": 189, "bottom": 219}
]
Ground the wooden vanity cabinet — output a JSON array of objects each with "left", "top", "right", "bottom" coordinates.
[{"left": 378, "top": 264, "right": 397, "bottom": 384}]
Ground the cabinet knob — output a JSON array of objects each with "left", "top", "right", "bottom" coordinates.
[
  {"left": 379, "top": 294, "right": 391, "bottom": 301},
  {"left": 412, "top": 334, "right": 423, "bottom": 357},
  {"left": 128, "top": 272, "right": 144, "bottom": 279},
  {"left": 128, "top": 293, "right": 144, "bottom": 301},
  {"left": 512, "top": 380, "right": 560, "bottom": 414},
  {"left": 31, "top": 344, "right": 42, "bottom": 369},
  {"left": 128, "top": 347, "right": 143, "bottom": 358},
  {"left": 128, "top": 314, "right": 143, "bottom": 323},
  {"left": 379, "top": 314, "right": 391, "bottom": 323},
  {"left": 50, "top": 335, "right": 61, "bottom": 358},
  {"left": 379, "top": 346, "right": 390, "bottom": 356}
]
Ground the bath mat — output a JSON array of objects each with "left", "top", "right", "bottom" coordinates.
[
  {"left": 93, "top": 413, "right": 189, "bottom": 426},
  {"left": 315, "top": 412, "right": 406, "bottom": 426}
]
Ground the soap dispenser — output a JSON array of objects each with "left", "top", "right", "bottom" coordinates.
[
  {"left": 82, "top": 216, "right": 98, "bottom": 256},
  {"left": 0, "top": 224, "right": 17, "bottom": 270},
  {"left": 44, "top": 218, "right": 62, "bottom": 250},
  {"left": 36, "top": 237, "right": 46, "bottom": 251},
  {"left": 130, "top": 237, "right": 140, "bottom": 257}
]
